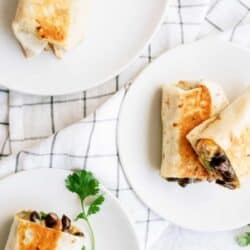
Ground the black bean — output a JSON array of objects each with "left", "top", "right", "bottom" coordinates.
[
  {"left": 45, "top": 213, "right": 59, "bottom": 228},
  {"left": 30, "top": 211, "right": 40, "bottom": 222},
  {"left": 167, "top": 178, "right": 201, "bottom": 187},
  {"left": 210, "top": 153, "right": 235, "bottom": 183},
  {"left": 61, "top": 214, "right": 71, "bottom": 231},
  {"left": 215, "top": 179, "right": 225, "bottom": 186},
  {"left": 178, "top": 178, "right": 191, "bottom": 187},
  {"left": 210, "top": 153, "right": 227, "bottom": 168},
  {"left": 221, "top": 170, "right": 234, "bottom": 182},
  {"left": 74, "top": 232, "right": 84, "bottom": 237},
  {"left": 166, "top": 178, "right": 178, "bottom": 182},
  {"left": 216, "top": 179, "right": 236, "bottom": 190}
]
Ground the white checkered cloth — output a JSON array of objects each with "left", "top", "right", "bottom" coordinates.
[{"left": 1, "top": 0, "right": 250, "bottom": 249}]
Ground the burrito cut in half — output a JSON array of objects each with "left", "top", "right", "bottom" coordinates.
[
  {"left": 4, "top": 211, "right": 84, "bottom": 250},
  {"left": 12, "top": 0, "right": 89, "bottom": 58},
  {"left": 187, "top": 88, "right": 250, "bottom": 189},
  {"left": 161, "top": 80, "right": 228, "bottom": 187}
]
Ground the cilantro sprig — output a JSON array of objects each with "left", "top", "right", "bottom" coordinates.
[
  {"left": 237, "top": 232, "right": 250, "bottom": 247},
  {"left": 65, "top": 170, "right": 105, "bottom": 250}
]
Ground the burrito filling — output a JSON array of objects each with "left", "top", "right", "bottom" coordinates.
[
  {"left": 195, "top": 139, "right": 240, "bottom": 189},
  {"left": 18, "top": 211, "right": 84, "bottom": 236},
  {"left": 166, "top": 178, "right": 202, "bottom": 187}
]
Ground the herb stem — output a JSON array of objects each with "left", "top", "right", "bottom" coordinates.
[
  {"left": 86, "top": 217, "right": 95, "bottom": 250},
  {"left": 66, "top": 170, "right": 104, "bottom": 250},
  {"left": 81, "top": 200, "right": 85, "bottom": 216},
  {"left": 81, "top": 200, "right": 95, "bottom": 250}
]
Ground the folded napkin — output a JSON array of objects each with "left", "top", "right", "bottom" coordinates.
[{"left": 1, "top": 0, "right": 250, "bottom": 249}]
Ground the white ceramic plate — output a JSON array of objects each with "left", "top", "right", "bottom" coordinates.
[
  {"left": 0, "top": 0, "right": 167, "bottom": 95},
  {"left": 0, "top": 169, "right": 140, "bottom": 250},
  {"left": 118, "top": 38, "right": 250, "bottom": 232}
]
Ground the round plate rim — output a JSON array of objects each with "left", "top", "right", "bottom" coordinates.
[
  {"left": 0, "top": 168, "right": 141, "bottom": 249},
  {"left": 118, "top": 38, "right": 250, "bottom": 232},
  {"left": 0, "top": 0, "right": 169, "bottom": 96}
]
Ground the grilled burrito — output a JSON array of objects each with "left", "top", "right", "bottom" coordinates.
[
  {"left": 187, "top": 88, "right": 250, "bottom": 189},
  {"left": 161, "top": 80, "right": 228, "bottom": 187},
  {"left": 12, "top": 0, "right": 89, "bottom": 58},
  {"left": 5, "top": 211, "right": 84, "bottom": 250}
]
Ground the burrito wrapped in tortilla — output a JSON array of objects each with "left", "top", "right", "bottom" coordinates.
[
  {"left": 12, "top": 0, "right": 89, "bottom": 58},
  {"left": 161, "top": 80, "right": 228, "bottom": 187},
  {"left": 4, "top": 211, "right": 84, "bottom": 250},
  {"left": 187, "top": 88, "right": 250, "bottom": 189}
]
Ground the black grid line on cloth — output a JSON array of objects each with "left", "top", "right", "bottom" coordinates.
[
  {"left": 169, "top": 3, "right": 208, "bottom": 8},
  {"left": 139, "top": 44, "right": 155, "bottom": 61},
  {"left": 230, "top": 2, "right": 250, "bottom": 41},
  {"left": 144, "top": 208, "right": 151, "bottom": 250},
  {"left": 15, "top": 151, "right": 21, "bottom": 172},
  {"left": 238, "top": 0, "right": 250, "bottom": 10},
  {"left": 10, "top": 135, "right": 49, "bottom": 142},
  {"left": 83, "top": 112, "right": 96, "bottom": 169},
  {"left": 79, "top": 118, "right": 118, "bottom": 124},
  {"left": 205, "top": 17, "right": 223, "bottom": 31},
  {"left": 0, "top": 133, "right": 9, "bottom": 158},
  {"left": 83, "top": 91, "right": 87, "bottom": 117},
  {"left": 0, "top": 154, "right": 9, "bottom": 158},
  {"left": 206, "top": 0, "right": 222, "bottom": 14},
  {"left": 148, "top": 45, "right": 152, "bottom": 63},
  {"left": 177, "top": 0, "right": 184, "bottom": 44},
  {"left": 0, "top": 89, "right": 9, "bottom": 94},
  {"left": 139, "top": 55, "right": 157, "bottom": 61},
  {"left": 109, "top": 187, "right": 132, "bottom": 192},
  {"left": 15, "top": 150, "right": 118, "bottom": 159},
  {"left": 116, "top": 76, "right": 119, "bottom": 91},
  {"left": 9, "top": 92, "right": 118, "bottom": 108},
  {"left": 163, "top": 21, "right": 200, "bottom": 25},
  {"left": 0, "top": 82, "right": 10, "bottom": 158},
  {"left": 50, "top": 96, "right": 55, "bottom": 133},
  {"left": 136, "top": 218, "right": 164, "bottom": 224},
  {"left": 49, "top": 132, "right": 59, "bottom": 168},
  {"left": 8, "top": 133, "right": 12, "bottom": 155}
]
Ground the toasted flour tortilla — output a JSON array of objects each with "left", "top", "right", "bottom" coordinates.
[
  {"left": 187, "top": 88, "right": 250, "bottom": 189},
  {"left": 4, "top": 211, "right": 84, "bottom": 250},
  {"left": 161, "top": 80, "right": 228, "bottom": 186},
  {"left": 12, "top": 0, "right": 89, "bottom": 58}
]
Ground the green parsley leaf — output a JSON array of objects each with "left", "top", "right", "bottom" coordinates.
[
  {"left": 65, "top": 170, "right": 105, "bottom": 250},
  {"left": 40, "top": 211, "right": 48, "bottom": 220},
  {"left": 65, "top": 170, "right": 100, "bottom": 201},
  {"left": 88, "top": 195, "right": 105, "bottom": 216},
  {"left": 75, "top": 212, "right": 86, "bottom": 221},
  {"left": 237, "top": 233, "right": 250, "bottom": 247}
]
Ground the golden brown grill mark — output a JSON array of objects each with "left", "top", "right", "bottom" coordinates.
[
  {"left": 34, "top": 0, "right": 70, "bottom": 42},
  {"left": 179, "top": 85, "right": 212, "bottom": 177},
  {"left": 18, "top": 222, "right": 61, "bottom": 250}
]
